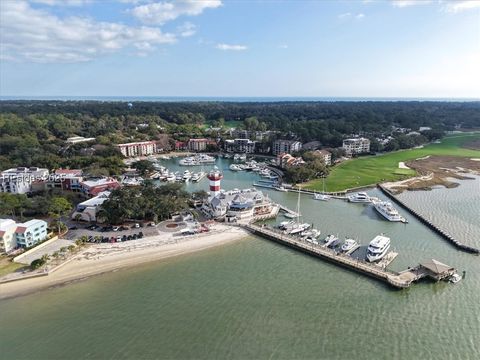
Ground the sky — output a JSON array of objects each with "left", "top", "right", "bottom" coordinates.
[{"left": 0, "top": 0, "right": 479, "bottom": 98}]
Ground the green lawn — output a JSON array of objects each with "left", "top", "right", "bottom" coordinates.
[
  {"left": 305, "top": 132, "right": 480, "bottom": 192},
  {"left": 202, "top": 120, "right": 243, "bottom": 129},
  {"left": 0, "top": 256, "right": 26, "bottom": 277}
]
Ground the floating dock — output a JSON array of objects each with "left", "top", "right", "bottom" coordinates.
[
  {"left": 377, "top": 184, "right": 479, "bottom": 255},
  {"left": 243, "top": 224, "right": 456, "bottom": 289}
]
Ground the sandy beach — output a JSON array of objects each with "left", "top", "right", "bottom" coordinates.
[{"left": 0, "top": 225, "right": 249, "bottom": 300}]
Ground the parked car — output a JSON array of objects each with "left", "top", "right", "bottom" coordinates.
[
  {"left": 134, "top": 223, "right": 140, "bottom": 228},
  {"left": 132, "top": 234, "right": 138, "bottom": 240},
  {"left": 113, "top": 226, "right": 119, "bottom": 232},
  {"left": 138, "top": 232, "right": 144, "bottom": 238},
  {"left": 69, "top": 226, "right": 78, "bottom": 230},
  {"left": 116, "top": 235, "right": 122, "bottom": 242},
  {"left": 122, "top": 235, "right": 127, "bottom": 241},
  {"left": 127, "top": 235, "right": 133, "bottom": 240},
  {"left": 120, "top": 225, "right": 129, "bottom": 231},
  {"left": 148, "top": 222, "right": 156, "bottom": 227},
  {"left": 87, "top": 224, "right": 97, "bottom": 230}
]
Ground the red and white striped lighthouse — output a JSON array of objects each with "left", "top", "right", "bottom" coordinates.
[{"left": 207, "top": 167, "right": 223, "bottom": 196}]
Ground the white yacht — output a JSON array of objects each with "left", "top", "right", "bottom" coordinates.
[
  {"left": 366, "top": 235, "right": 391, "bottom": 262},
  {"left": 278, "top": 220, "right": 295, "bottom": 230},
  {"left": 166, "top": 173, "right": 176, "bottom": 182},
  {"left": 373, "top": 201, "right": 406, "bottom": 222},
  {"left": 301, "top": 228, "right": 321, "bottom": 239},
  {"left": 313, "top": 193, "right": 331, "bottom": 201},
  {"left": 286, "top": 223, "right": 311, "bottom": 235},
  {"left": 182, "top": 170, "right": 192, "bottom": 181},
  {"left": 179, "top": 157, "right": 199, "bottom": 166},
  {"left": 191, "top": 171, "right": 205, "bottom": 182},
  {"left": 275, "top": 186, "right": 288, "bottom": 192},
  {"left": 347, "top": 192, "right": 371, "bottom": 203},
  {"left": 283, "top": 212, "right": 297, "bottom": 219},
  {"left": 230, "top": 164, "right": 242, "bottom": 171},
  {"left": 449, "top": 273, "right": 462, "bottom": 284},
  {"left": 341, "top": 238, "right": 358, "bottom": 252},
  {"left": 322, "top": 234, "right": 339, "bottom": 247},
  {"left": 175, "top": 172, "right": 183, "bottom": 181},
  {"left": 234, "top": 153, "right": 247, "bottom": 162},
  {"left": 197, "top": 154, "right": 216, "bottom": 163}
]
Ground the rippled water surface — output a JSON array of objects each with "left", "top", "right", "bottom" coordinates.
[{"left": 1, "top": 158, "right": 479, "bottom": 359}]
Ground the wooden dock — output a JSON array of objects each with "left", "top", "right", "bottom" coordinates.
[
  {"left": 243, "top": 224, "right": 456, "bottom": 289},
  {"left": 377, "top": 184, "right": 479, "bottom": 255}
]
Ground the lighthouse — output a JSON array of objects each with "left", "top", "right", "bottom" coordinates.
[{"left": 207, "top": 167, "right": 223, "bottom": 196}]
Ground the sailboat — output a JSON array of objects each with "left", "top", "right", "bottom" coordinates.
[
  {"left": 313, "top": 176, "right": 331, "bottom": 201},
  {"left": 285, "top": 187, "right": 311, "bottom": 235}
]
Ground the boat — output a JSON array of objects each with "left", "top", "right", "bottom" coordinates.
[
  {"left": 301, "top": 229, "right": 321, "bottom": 239},
  {"left": 158, "top": 155, "right": 171, "bottom": 160},
  {"left": 179, "top": 156, "right": 199, "bottom": 166},
  {"left": 366, "top": 235, "right": 391, "bottom": 262},
  {"left": 274, "top": 186, "right": 288, "bottom": 192},
  {"left": 182, "top": 170, "right": 192, "bottom": 181},
  {"left": 234, "top": 153, "right": 247, "bottom": 162},
  {"left": 373, "top": 201, "right": 407, "bottom": 222},
  {"left": 259, "top": 169, "right": 270, "bottom": 177},
  {"left": 175, "top": 172, "right": 183, "bottom": 181},
  {"left": 286, "top": 223, "right": 311, "bottom": 235},
  {"left": 341, "top": 238, "right": 358, "bottom": 252},
  {"left": 449, "top": 273, "right": 462, "bottom": 284},
  {"left": 347, "top": 192, "right": 372, "bottom": 203},
  {"left": 327, "top": 238, "right": 341, "bottom": 249},
  {"left": 283, "top": 212, "right": 297, "bottom": 219},
  {"left": 191, "top": 171, "right": 205, "bottom": 182},
  {"left": 278, "top": 220, "right": 295, "bottom": 230},
  {"left": 166, "top": 173, "right": 176, "bottom": 182},
  {"left": 313, "top": 193, "right": 331, "bottom": 201},
  {"left": 323, "top": 234, "right": 339, "bottom": 247},
  {"left": 229, "top": 164, "right": 242, "bottom": 171}
]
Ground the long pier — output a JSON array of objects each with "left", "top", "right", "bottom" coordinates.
[
  {"left": 377, "top": 184, "right": 480, "bottom": 255},
  {"left": 243, "top": 224, "right": 425, "bottom": 289}
]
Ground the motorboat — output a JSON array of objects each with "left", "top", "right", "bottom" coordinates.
[
  {"left": 327, "top": 238, "right": 340, "bottom": 249},
  {"left": 286, "top": 223, "right": 311, "bottom": 235},
  {"left": 230, "top": 164, "right": 242, "bottom": 171},
  {"left": 182, "top": 170, "right": 192, "bottom": 181},
  {"left": 373, "top": 201, "right": 407, "bottom": 222},
  {"left": 323, "top": 234, "right": 339, "bottom": 247},
  {"left": 301, "top": 229, "right": 321, "bottom": 239},
  {"left": 234, "top": 154, "right": 247, "bottom": 162},
  {"left": 449, "top": 273, "right": 462, "bottom": 284},
  {"left": 278, "top": 220, "right": 295, "bottom": 230},
  {"left": 366, "top": 235, "right": 391, "bottom": 262},
  {"left": 166, "top": 173, "right": 176, "bottom": 182},
  {"left": 259, "top": 169, "right": 271, "bottom": 177},
  {"left": 179, "top": 157, "right": 199, "bottom": 166},
  {"left": 347, "top": 192, "right": 372, "bottom": 203},
  {"left": 275, "top": 186, "right": 288, "bottom": 192},
  {"left": 283, "top": 212, "right": 297, "bottom": 219},
  {"left": 341, "top": 238, "right": 358, "bottom": 252},
  {"left": 175, "top": 172, "right": 183, "bottom": 181},
  {"left": 191, "top": 171, "right": 205, "bottom": 182},
  {"left": 313, "top": 193, "right": 331, "bottom": 201},
  {"left": 197, "top": 154, "right": 216, "bottom": 163}
]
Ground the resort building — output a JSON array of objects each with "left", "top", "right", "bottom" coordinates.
[
  {"left": 272, "top": 140, "right": 303, "bottom": 156},
  {"left": 117, "top": 141, "right": 159, "bottom": 157},
  {"left": 66, "top": 136, "right": 96, "bottom": 144},
  {"left": 0, "top": 218, "right": 48, "bottom": 252},
  {"left": 187, "top": 138, "right": 216, "bottom": 152},
  {"left": 71, "top": 191, "right": 110, "bottom": 222},
  {"left": 49, "top": 169, "right": 83, "bottom": 192},
  {"left": 312, "top": 149, "right": 332, "bottom": 166},
  {"left": 80, "top": 178, "right": 121, "bottom": 197},
  {"left": 276, "top": 153, "right": 305, "bottom": 168},
  {"left": 0, "top": 167, "right": 49, "bottom": 194},
  {"left": 342, "top": 138, "right": 371, "bottom": 156},
  {"left": 175, "top": 141, "right": 188, "bottom": 151},
  {"left": 224, "top": 139, "right": 257, "bottom": 153}
]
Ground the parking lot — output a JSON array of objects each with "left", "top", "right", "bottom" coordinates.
[{"left": 64, "top": 223, "right": 160, "bottom": 242}]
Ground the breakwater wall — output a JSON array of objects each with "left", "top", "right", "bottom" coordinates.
[{"left": 377, "top": 184, "right": 480, "bottom": 255}]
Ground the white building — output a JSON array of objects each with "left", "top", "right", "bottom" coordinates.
[
  {"left": 224, "top": 139, "right": 256, "bottom": 153},
  {"left": 342, "top": 138, "right": 371, "bottom": 156},
  {"left": 117, "top": 141, "right": 159, "bottom": 157},
  {"left": 313, "top": 150, "right": 332, "bottom": 166},
  {"left": 0, "top": 218, "right": 48, "bottom": 252},
  {"left": 0, "top": 167, "right": 49, "bottom": 194},
  {"left": 71, "top": 191, "right": 110, "bottom": 222},
  {"left": 272, "top": 140, "right": 302, "bottom": 156}
]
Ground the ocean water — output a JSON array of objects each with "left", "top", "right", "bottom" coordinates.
[{"left": 0, "top": 158, "right": 479, "bottom": 359}]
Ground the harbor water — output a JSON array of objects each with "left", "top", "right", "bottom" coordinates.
[{"left": 0, "top": 157, "right": 479, "bottom": 359}]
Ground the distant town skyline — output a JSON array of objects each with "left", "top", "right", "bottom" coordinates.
[{"left": 1, "top": 0, "right": 479, "bottom": 98}]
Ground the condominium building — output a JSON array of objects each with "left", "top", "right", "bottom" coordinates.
[
  {"left": 312, "top": 149, "right": 332, "bottom": 166},
  {"left": 49, "top": 169, "right": 83, "bottom": 192},
  {"left": 272, "top": 140, "right": 302, "bottom": 156},
  {"left": 224, "top": 139, "right": 256, "bottom": 153},
  {"left": 0, "top": 218, "right": 48, "bottom": 252},
  {"left": 342, "top": 138, "right": 371, "bottom": 156},
  {"left": 187, "top": 138, "right": 216, "bottom": 152},
  {"left": 117, "top": 141, "right": 159, "bottom": 157},
  {"left": 0, "top": 167, "right": 49, "bottom": 194},
  {"left": 276, "top": 153, "right": 305, "bottom": 168},
  {"left": 80, "top": 178, "right": 121, "bottom": 197}
]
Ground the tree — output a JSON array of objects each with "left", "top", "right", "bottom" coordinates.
[
  {"left": 30, "top": 258, "right": 46, "bottom": 270},
  {"left": 132, "top": 160, "right": 155, "bottom": 177},
  {"left": 48, "top": 197, "right": 72, "bottom": 234}
]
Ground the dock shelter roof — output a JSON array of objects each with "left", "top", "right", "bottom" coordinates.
[{"left": 420, "top": 259, "right": 454, "bottom": 274}]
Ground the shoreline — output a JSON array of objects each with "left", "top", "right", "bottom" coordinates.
[{"left": 0, "top": 225, "right": 249, "bottom": 300}]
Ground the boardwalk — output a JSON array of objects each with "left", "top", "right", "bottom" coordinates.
[{"left": 244, "top": 223, "right": 416, "bottom": 289}]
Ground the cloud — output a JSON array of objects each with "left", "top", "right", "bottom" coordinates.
[
  {"left": 216, "top": 43, "right": 247, "bottom": 51},
  {"left": 338, "top": 12, "right": 365, "bottom": 20},
  {"left": 131, "top": 0, "right": 222, "bottom": 25},
  {"left": 0, "top": 1, "right": 176, "bottom": 63},
  {"left": 391, "top": 0, "right": 432, "bottom": 7},
  {"left": 278, "top": 44, "right": 288, "bottom": 49},
  {"left": 338, "top": 12, "right": 352, "bottom": 19},
  {"left": 356, "top": 13, "right": 365, "bottom": 19},
  {"left": 443, "top": 0, "right": 480, "bottom": 13},
  {"left": 177, "top": 21, "right": 196, "bottom": 37},
  {"left": 30, "top": 0, "right": 91, "bottom": 5}
]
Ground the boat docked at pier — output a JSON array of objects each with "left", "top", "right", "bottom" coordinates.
[
  {"left": 341, "top": 238, "right": 358, "bottom": 252},
  {"left": 191, "top": 171, "right": 205, "bottom": 182},
  {"left": 322, "top": 234, "right": 339, "bottom": 247},
  {"left": 347, "top": 192, "right": 372, "bottom": 203},
  {"left": 229, "top": 164, "right": 242, "bottom": 171},
  {"left": 373, "top": 201, "right": 407, "bottom": 223},
  {"left": 366, "top": 235, "right": 391, "bottom": 262},
  {"left": 179, "top": 154, "right": 216, "bottom": 166},
  {"left": 182, "top": 170, "right": 192, "bottom": 181},
  {"left": 313, "top": 193, "right": 331, "bottom": 201}
]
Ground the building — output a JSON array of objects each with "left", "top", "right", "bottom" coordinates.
[
  {"left": 272, "top": 140, "right": 302, "bottom": 156},
  {"left": 0, "top": 167, "right": 49, "bottom": 194},
  {"left": 175, "top": 141, "right": 187, "bottom": 151},
  {"left": 117, "top": 141, "right": 160, "bottom": 157},
  {"left": 342, "top": 138, "right": 370, "bottom": 156},
  {"left": 66, "top": 136, "right": 96, "bottom": 144},
  {"left": 187, "top": 138, "right": 216, "bottom": 152},
  {"left": 71, "top": 191, "right": 110, "bottom": 222},
  {"left": 49, "top": 169, "right": 83, "bottom": 192},
  {"left": 419, "top": 127, "right": 432, "bottom": 132},
  {"left": 80, "top": 178, "right": 121, "bottom": 197},
  {"left": 224, "top": 139, "right": 256, "bottom": 153},
  {"left": 276, "top": 153, "right": 305, "bottom": 168},
  {"left": 1, "top": 218, "right": 48, "bottom": 252},
  {"left": 312, "top": 150, "right": 332, "bottom": 166}
]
